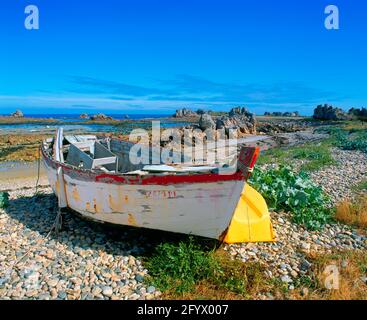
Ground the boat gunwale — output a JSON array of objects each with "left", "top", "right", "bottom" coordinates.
[{"left": 41, "top": 137, "right": 248, "bottom": 186}]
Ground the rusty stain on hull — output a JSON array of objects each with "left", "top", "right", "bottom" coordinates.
[
  {"left": 72, "top": 187, "right": 81, "bottom": 202},
  {"left": 128, "top": 213, "right": 137, "bottom": 226},
  {"left": 85, "top": 202, "right": 92, "bottom": 213},
  {"left": 93, "top": 198, "right": 101, "bottom": 213}
]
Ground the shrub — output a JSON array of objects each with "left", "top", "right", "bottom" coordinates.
[
  {"left": 331, "top": 127, "right": 367, "bottom": 153},
  {"left": 249, "top": 166, "right": 332, "bottom": 230}
]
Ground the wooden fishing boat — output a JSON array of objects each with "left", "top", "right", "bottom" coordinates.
[{"left": 41, "top": 128, "right": 275, "bottom": 243}]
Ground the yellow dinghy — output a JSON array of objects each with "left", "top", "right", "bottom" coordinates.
[{"left": 224, "top": 183, "right": 275, "bottom": 243}]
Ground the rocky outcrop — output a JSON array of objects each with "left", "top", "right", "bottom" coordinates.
[
  {"left": 216, "top": 107, "right": 256, "bottom": 135},
  {"left": 90, "top": 113, "right": 113, "bottom": 121},
  {"left": 199, "top": 114, "right": 216, "bottom": 130},
  {"left": 11, "top": 110, "right": 24, "bottom": 118},
  {"left": 79, "top": 113, "right": 89, "bottom": 119},
  {"left": 348, "top": 107, "right": 367, "bottom": 121},
  {"left": 173, "top": 108, "right": 198, "bottom": 118},
  {"left": 313, "top": 104, "right": 350, "bottom": 121}
]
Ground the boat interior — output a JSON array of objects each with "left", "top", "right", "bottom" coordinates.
[{"left": 43, "top": 132, "right": 239, "bottom": 175}]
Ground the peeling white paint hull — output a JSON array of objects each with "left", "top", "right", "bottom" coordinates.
[{"left": 44, "top": 160, "right": 245, "bottom": 239}]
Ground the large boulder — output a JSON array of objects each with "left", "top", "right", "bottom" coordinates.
[
  {"left": 11, "top": 109, "right": 24, "bottom": 118},
  {"left": 199, "top": 113, "right": 216, "bottom": 130},
  {"left": 90, "top": 113, "right": 113, "bottom": 121},
  {"left": 79, "top": 113, "right": 88, "bottom": 119},
  {"left": 217, "top": 107, "right": 257, "bottom": 135},
  {"left": 313, "top": 104, "right": 350, "bottom": 121}
]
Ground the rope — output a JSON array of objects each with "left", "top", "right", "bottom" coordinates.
[{"left": 34, "top": 144, "right": 41, "bottom": 195}]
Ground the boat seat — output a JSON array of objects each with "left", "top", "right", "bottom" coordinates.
[{"left": 66, "top": 141, "right": 118, "bottom": 171}]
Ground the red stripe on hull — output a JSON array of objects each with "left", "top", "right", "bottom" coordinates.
[
  {"left": 42, "top": 147, "right": 246, "bottom": 185},
  {"left": 95, "top": 171, "right": 245, "bottom": 185}
]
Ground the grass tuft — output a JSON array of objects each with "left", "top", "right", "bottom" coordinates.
[
  {"left": 335, "top": 196, "right": 367, "bottom": 229},
  {"left": 144, "top": 238, "right": 270, "bottom": 299},
  {"left": 256, "top": 141, "right": 336, "bottom": 172}
]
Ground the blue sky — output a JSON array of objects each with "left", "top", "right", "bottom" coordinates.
[{"left": 0, "top": 0, "right": 366, "bottom": 115}]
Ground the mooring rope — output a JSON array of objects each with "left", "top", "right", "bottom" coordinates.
[{"left": 34, "top": 144, "right": 41, "bottom": 195}]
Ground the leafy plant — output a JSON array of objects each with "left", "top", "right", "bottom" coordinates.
[
  {"left": 249, "top": 166, "right": 332, "bottom": 230},
  {"left": 0, "top": 192, "right": 10, "bottom": 208},
  {"left": 145, "top": 238, "right": 220, "bottom": 293},
  {"left": 329, "top": 127, "right": 367, "bottom": 153},
  {"left": 145, "top": 238, "right": 263, "bottom": 295}
]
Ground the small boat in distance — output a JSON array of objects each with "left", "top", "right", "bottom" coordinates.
[{"left": 41, "top": 128, "right": 275, "bottom": 243}]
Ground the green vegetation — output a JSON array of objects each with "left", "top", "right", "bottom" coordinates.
[
  {"left": 335, "top": 130, "right": 367, "bottom": 153},
  {"left": 353, "top": 179, "right": 367, "bottom": 192},
  {"left": 249, "top": 166, "right": 332, "bottom": 230},
  {"left": 257, "top": 141, "right": 336, "bottom": 172},
  {"left": 0, "top": 192, "right": 9, "bottom": 208},
  {"left": 316, "top": 124, "right": 367, "bottom": 153},
  {"left": 145, "top": 238, "right": 269, "bottom": 298}
]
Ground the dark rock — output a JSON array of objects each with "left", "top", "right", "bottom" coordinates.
[
  {"left": 79, "top": 113, "right": 89, "bottom": 119},
  {"left": 313, "top": 104, "right": 350, "bottom": 121},
  {"left": 217, "top": 107, "right": 256, "bottom": 135},
  {"left": 135, "top": 274, "right": 144, "bottom": 283},
  {"left": 90, "top": 113, "right": 113, "bottom": 121},
  {"left": 196, "top": 109, "right": 206, "bottom": 115},
  {"left": 199, "top": 113, "right": 216, "bottom": 130},
  {"left": 348, "top": 107, "right": 367, "bottom": 121},
  {"left": 300, "top": 259, "right": 312, "bottom": 272},
  {"left": 173, "top": 108, "right": 197, "bottom": 118}
]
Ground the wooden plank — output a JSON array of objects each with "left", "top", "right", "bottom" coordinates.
[
  {"left": 92, "top": 157, "right": 117, "bottom": 168},
  {"left": 66, "top": 144, "right": 94, "bottom": 169}
]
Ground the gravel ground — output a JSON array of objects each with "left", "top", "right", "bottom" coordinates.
[
  {"left": 0, "top": 186, "right": 161, "bottom": 300},
  {"left": 0, "top": 145, "right": 366, "bottom": 300},
  {"left": 310, "top": 148, "right": 367, "bottom": 203},
  {"left": 227, "top": 148, "right": 367, "bottom": 292},
  {"left": 226, "top": 211, "right": 367, "bottom": 289}
]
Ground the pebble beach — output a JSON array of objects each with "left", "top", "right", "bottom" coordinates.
[
  {"left": 0, "top": 144, "right": 366, "bottom": 299},
  {"left": 0, "top": 115, "right": 366, "bottom": 300}
]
